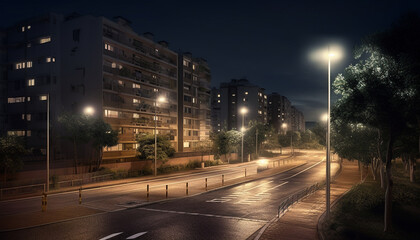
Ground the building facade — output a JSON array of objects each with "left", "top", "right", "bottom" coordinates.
[
  {"left": 267, "top": 92, "right": 305, "bottom": 133},
  {"left": 1, "top": 13, "right": 211, "bottom": 164},
  {"left": 211, "top": 79, "right": 267, "bottom": 132}
]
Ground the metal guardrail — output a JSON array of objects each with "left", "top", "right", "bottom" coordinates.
[
  {"left": 0, "top": 183, "right": 45, "bottom": 201},
  {"left": 277, "top": 182, "right": 322, "bottom": 218}
]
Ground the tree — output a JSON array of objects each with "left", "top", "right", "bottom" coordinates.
[
  {"left": 243, "top": 121, "right": 271, "bottom": 158},
  {"left": 137, "top": 134, "right": 175, "bottom": 165},
  {"left": 0, "top": 136, "right": 26, "bottom": 184},
  {"left": 333, "top": 42, "right": 408, "bottom": 232},
  {"left": 195, "top": 140, "right": 213, "bottom": 165},
  {"left": 88, "top": 117, "right": 118, "bottom": 171},
  {"left": 58, "top": 113, "right": 90, "bottom": 174},
  {"left": 211, "top": 130, "right": 241, "bottom": 163}
]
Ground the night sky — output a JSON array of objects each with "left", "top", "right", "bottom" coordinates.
[{"left": 2, "top": 0, "right": 420, "bottom": 121}]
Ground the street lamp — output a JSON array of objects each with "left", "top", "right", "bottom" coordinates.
[
  {"left": 240, "top": 107, "right": 248, "bottom": 163},
  {"left": 282, "top": 123, "right": 292, "bottom": 155},
  {"left": 154, "top": 95, "right": 166, "bottom": 176},
  {"left": 83, "top": 106, "right": 95, "bottom": 116},
  {"left": 311, "top": 45, "right": 343, "bottom": 218}
]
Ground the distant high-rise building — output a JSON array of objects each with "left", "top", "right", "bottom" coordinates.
[
  {"left": 211, "top": 79, "right": 267, "bottom": 131},
  {"left": 267, "top": 92, "right": 305, "bottom": 133}
]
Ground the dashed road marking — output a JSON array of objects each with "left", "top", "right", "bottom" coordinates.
[
  {"left": 99, "top": 232, "right": 123, "bottom": 240},
  {"left": 137, "top": 207, "right": 268, "bottom": 223},
  {"left": 126, "top": 232, "right": 148, "bottom": 239}
]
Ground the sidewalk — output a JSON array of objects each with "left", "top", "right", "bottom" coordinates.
[{"left": 259, "top": 160, "right": 362, "bottom": 240}]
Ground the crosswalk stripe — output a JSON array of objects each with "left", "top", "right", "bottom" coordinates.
[
  {"left": 126, "top": 232, "right": 147, "bottom": 239},
  {"left": 99, "top": 232, "right": 123, "bottom": 240}
]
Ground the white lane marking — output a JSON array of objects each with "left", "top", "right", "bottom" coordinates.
[
  {"left": 99, "top": 232, "right": 123, "bottom": 240},
  {"left": 206, "top": 198, "right": 232, "bottom": 203},
  {"left": 280, "top": 159, "right": 325, "bottom": 180},
  {"left": 137, "top": 207, "right": 268, "bottom": 223},
  {"left": 235, "top": 182, "right": 289, "bottom": 205},
  {"left": 126, "top": 232, "right": 147, "bottom": 239}
]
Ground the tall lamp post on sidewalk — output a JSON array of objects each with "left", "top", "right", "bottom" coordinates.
[
  {"left": 311, "top": 44, "right": 343, "bottom": 218},
  {"left": 282, "top": 123, "right": 292, "bottom": 155},
  {"left": 154, "top": 94, "right": 166, "bottom": 176},
  {"left": 240, "top": 107, "right": 248, "bottom": 163}
]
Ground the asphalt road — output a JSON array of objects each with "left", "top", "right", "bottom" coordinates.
[{"left": 0, "top": 152, "right": 338, "bottom": 240}]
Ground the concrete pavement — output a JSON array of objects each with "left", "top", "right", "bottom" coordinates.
[{"left": 259, "top": 159, "right": 363, "bottom": 240}]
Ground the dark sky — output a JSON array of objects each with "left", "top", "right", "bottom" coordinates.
[{"left": 2, "top": 0, "right": 420, "bottom": 121}]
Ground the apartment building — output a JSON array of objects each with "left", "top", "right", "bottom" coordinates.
[
  {"left": 267, "top": 92, "right": 305, "bottom": 133},
  {"left": 1, "top": 13, "right": 190, "bottom": 164},
  {"left": 211, "top": 79, "right": 267, "bottom": 131},
  {"left": 178, "top": 53, "right": 211, "bottom": 152}
]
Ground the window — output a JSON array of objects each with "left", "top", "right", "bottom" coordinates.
[
  {"left": 103, "top": 144, "right": 123, "bottom": 152},
  {"left": 183, "top": 59, "right": 190, "bottom": 67},
  {"left": 184, "top": 142, "right": 190, "bottom": 148},
  {"left": 217, "top": 94, "right": 220, "bottom": 98},
  {"left": 104, "top": 43, "right": 113, "bottom": 51},
  {"left": 104, "top": 109, "right": 119, "bottom": 118},
  {"left": 73, "top": 29, "right": 80, "bottom": 42},
  {"left": 245, "top": 92, "right": 248, "bottom": 95},
  {"left": 21, "top": 26, "right": 25, "bottom": 32},
  {"left": 133, "top": 98, "right": 139, "bottom": 103},
  {"left": 133, "top": 113, "right": 140, "bottom": 118},
  {"left": 15, "top": 62, "right": 25, "bottom": 69},
  {"left": 8, "top": 97, "right": 25, "bottom": 103},
  {"left": 40, "top": 37, "right": 51, "bottom": 44},
  {"left": 184, "top": 107, "right": 192, "bottom": 113},
  {"left": 27, "top": 61, "right": 32, "bottom": 68},
  {"left": 46, "top": 57, "right": 55, "bottom": 63},
  {"left": 40, "top": 95, "right": 47, "bottom": 101},
  {"left": 258, "top": 110, "right": 262, "bottom": 114},
  {"left": 192, "top": 75, "right": 197, "bottom": 81},
  {"left": 21, "top": 114, "right": 25, "bottom": 120},
  {"left": 243, "top": 98, "right": 246, "bottom": 102},
  {"left": 28, "top": 79, "right": 35, "bottom": 86},
  {"left": 27, "top": 25, "right": 31, "bottom": 30},
  {"left": 132, "top": 83, "right": 140, "bottom": 89},
  {"left": 184, "top": 95, "right": 192, "bottom": 102},
  {"left": 7, "top": 130, "right": 25, "bottom": 136},
  {"left": 192, "top": 64, "right": 196, "bottom": 70},
  {"left": 118, "top": 80, "right": 124, "bottom": 86},
  {"left": 192, "top": 97, "right": 196, "bottom": 104},
  {"left": 217, "top": 100, "right": 220, "bottom": 103},
  {"left": 27, "top": 130, "right": 31, "bottom": 137},
  {"left": 232, "top": 94, "right": 236, "bottom": 96},
  {"left": 111, "top": 62, "right": 117, "bottom": 68}
]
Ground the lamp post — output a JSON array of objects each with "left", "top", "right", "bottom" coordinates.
[
  {"left": 240, "top": 107, "right": 248, "bottom": 163},
  {"left": 282, "top": 123, "right": 292, "bottom": 155},
  {"left": 311, "top": 44, "right": 343, "bottom": 218},
  {"left": 46, "top": 94, "right": 50, "bottom": 193},
  {"left": 154, "top": 95, "right": 166, "bottom": 176}
]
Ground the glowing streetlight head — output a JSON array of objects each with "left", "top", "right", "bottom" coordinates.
[
  {"left": 309, "top": 43, "right": 344, "bottom": 62},
  {"left": 241, "top": 127, "right": 246, "bottom": 132},
  {"left": 157, "top": 96, "right": 166, "bottom": 103},
  {"left": 83, "top": 106, "right": 95, "bottom": 116},
  {"left": 321, "top": 113, "right": 328, "bottom": 122},
  {"left": 240, "top": 107, "right": 248, "bottom": 115}
]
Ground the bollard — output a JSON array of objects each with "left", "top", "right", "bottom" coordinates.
[
  {"left": 166, "top": 185, "right": 168, "bottom": 198},
  {"left": 42, "top": 192, "right": 47, "bottom": 212},
  {"left": 79, "top": 187, "right": 82, "bottom": 204},
  {"left": 186, "top": 182, "right": 189, "bottom": 195},
  {"left": 205, "top": 178, "right": 208, "bottom": 191},
  {"left": 222, "top": 175, "right": 224, "bottom": 186},
  {"left": 273, "top": 161, "right": 275, "bottom": 168},
  {"left": 245, "top": 168, "right": 247, "bottom": 177},
  {"left": 147, "top": 184, "right": 150, "bottom": 201}
]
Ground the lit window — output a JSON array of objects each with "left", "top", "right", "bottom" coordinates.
[
  {"left": 118, "top": 80, "right": 123, "bottom": 86},
  {"left": 217, "top": 100, "right": 220, "bottom": 103},
  {"left": 104, "top": 43, "right": 113, "bottom": 51},
  {"left": 27, "top": 25, "right": 31, "bottom": 30},
  {"left": 111, "top": 62, "right": 117, "bottom": 68},
  {"left": 8, "top": 130, "right": 26, "bottom": 136},
  {"left": 28, "top": 79, "right": 35, "bottom": 86},
  {"left": 193, "top": 76, "right": 197, "bottom": 81},
  {"left": 133, "top": 99, "right": 139, "bottom": 103},
  {"left": 21, "top": 26, "right": 25, "bottom": 32},
  {"left": 132, "top": 83, "right": 141, "bottom": 89},
  {"left": 8, "top": 97, "right": 25, "bottom": 103},
  {"left": 104, "top": 109, "right": 119, "bottom": 118},
  {"left": 152, "top": 75, "right": 157, "bottom": 79},
  {"left": 183, "top": 60, "right": 189, "bottom": 67},
  {"left": 243, "top": 98, "right": 246, "bottom": 102},
  {"left": 133, "top": 113, "right": 140, "bottom": 118},
  {"left": 46, "top": 57, "right": 55, "bottom": 63},
  {"left": 27, "top": 114, "right": 31, "bottom": 121},
  {"left": 258, "top": 110, "right": 262, "bottom": 114},
  {"left": 278, "top": 115, "right": 281, "bottom": 118},
  {"left": 40, "top": 37, "right": 51, "bottom": 44},
  {"left": 184, "top": 142, "right": 190, "bottom": 148},
  {"left": 245, "top": 92, "right": 248, "bottom": 95},
  {"left": 27, "top": 61, "right": 32, "bottom": 68},
  {"left": 27, "top": 97, "right": 31, "bottom": 101},
  {"left": 192, "top": 98, "right": 196, "bottom": 103},
  {"left": 40, "top": 95, "right": 47, "bottom": 101},
  {"left": 192, "top": 65, "right": 196, "bottom": 70},
  {"left": 155, "top": 48, "right": 159, "bottom": 53},
  {"left": 264, "top": 95, "right": 267, "bottom": 99},
  {"left": 21, "top": 114, "right": 25, "bottom": 120},
  {"left": 232, "top": 101, "right": 236, "bottom": 104},
  {"left": 232, "top": 94, "right": 235, "bottom": 96},
  {"left": 217, "top": 94, "right": 220, "bottom": 98},
  {"left": 16, "top": 63, "right": 24, "bottom": 69}
]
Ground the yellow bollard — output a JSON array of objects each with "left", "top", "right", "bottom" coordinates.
[
  {"left": 222, "top": 175, "right": 224, "bottom": 186},
  {"left": 166, "top": 185, "right": 168, "bottom": 198},
  {"left": 147, "top": 184, "right": 150, "bottom": 201},
  {"left": 79, "top": 187, "right": 82, "bottom": 204},
  {"left": 205, "top": 178, "right": 208, "bottom": 191},
  {"left": 186, "top": 182, "right": 189, "bottom": 195},
  {"left": 41, "top": 192, "right": 47, "bottom": 212}
]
